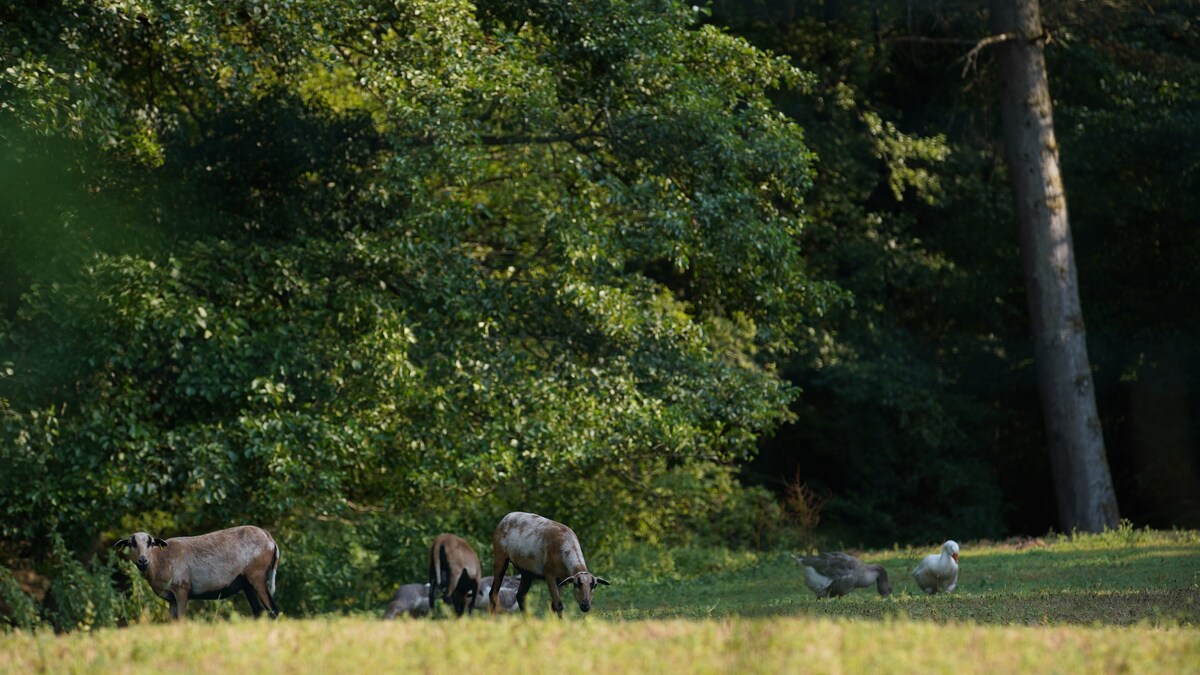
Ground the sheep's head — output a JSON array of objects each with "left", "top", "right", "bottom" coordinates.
[
  {"left": 557, "top": 572, "right": 610, "bottom": 613},
  {"left": 113, "top": 532, "right": 168, "bottom": 572}
]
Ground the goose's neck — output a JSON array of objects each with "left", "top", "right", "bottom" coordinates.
[{"left": 859, "top": 564, "right": 884, "bottom": 584}]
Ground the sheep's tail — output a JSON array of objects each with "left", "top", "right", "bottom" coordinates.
[
  {"left": 428, "top": 544, "right": 445, "bottom": 610},
  {"left": 268, "top": 539, "right": 280, "bottom": 596},
  {"left": 438, "top": 545, "right": 451, "bottom": 592}
]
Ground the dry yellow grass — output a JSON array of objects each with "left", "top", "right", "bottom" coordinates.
[{"left": 2, "top": 615, "right": 1198, "bottom": 674}]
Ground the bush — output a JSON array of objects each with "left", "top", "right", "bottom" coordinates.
[
  {"left": 41, "top": 533, "right": 138, "bottom": 631},
  {"left": 671, "top": 474, "right": 792, "bottom": 550},
  {"left": 274, "top": 522, "right": 383, "bottom": 615},
  {"left": 0, "top": 566, "right": 42, "bottom": 631},
  {"left": 610, "top": 544, "right": 764, "bottom": 583}
]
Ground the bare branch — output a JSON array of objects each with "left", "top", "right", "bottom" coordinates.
[
  {"left": 883, "top": 35, "right": 981, "bottom": 46},
  {"left": 958, "top": 32, "right": 1018, "bottom": 77},
  {"left": 882, "top": 32, "right": 1020, "bottom": 78}
]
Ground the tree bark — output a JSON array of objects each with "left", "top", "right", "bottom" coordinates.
[{"left": 990, "top": 0, "right": 1119, "bottom": 532}]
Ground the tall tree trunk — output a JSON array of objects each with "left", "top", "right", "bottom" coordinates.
[{"left": 990, "top": 0, "right": 1119, "bottom": 532}]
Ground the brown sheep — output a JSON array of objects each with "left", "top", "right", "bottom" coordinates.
[
  {"left": 428, "top": 533, "right": 482, "bottom": 617},
  {"left": 490, "top": 512, "right": 610, "bottom": 617},
  {"left": 113, "top": 525, "right": 280, "bottom": 620}
]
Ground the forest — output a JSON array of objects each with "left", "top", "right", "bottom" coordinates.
[{"left": 2, "top": 0, "right": 1198, "bottom": 630}]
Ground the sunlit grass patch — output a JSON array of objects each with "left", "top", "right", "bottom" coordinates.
[
  {"left": 2, "top": 616, "right": 1198, "bottom": 674},
  {"left": 595, "top": 529, "right": 1200, "bottom": 626}
]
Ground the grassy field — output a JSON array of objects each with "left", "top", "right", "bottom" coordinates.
[
  {"left": 599, "top": 527, "right": 1200, "bottom": 625},
  {"left": 3, "top": 528, "right": 1199, "bottom": 673}
]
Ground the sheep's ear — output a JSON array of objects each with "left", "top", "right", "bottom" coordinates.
[
  {"left": 151, "top": 538, "right": 168, "bottom": 548},
  {"left": 595, "top": 576, "right": 611, "bottom": 586},
  {"left": 556, "top": 575, "right": 575, "bottom": 588},
  {"left": 113, "top": 538, "right": 131, "bottom": 550}
]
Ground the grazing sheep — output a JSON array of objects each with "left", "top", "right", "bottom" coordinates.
[
  {"left": 429, "top": 533, "right": 482, "bottom": 617},
  {"left": 792, "top": 551, "right": 892, "bottom": 598},
  {"left": 473, "top": 575, "right": 520, "bottom": 613},
  {"left": 384, "top": 583, "right": 431, "bottom": 619},
  {"left": 912, "top": 540, "right": 960, "bottom": 594},
  {"left": 113, "top": 525, "right": 280, "bottom": 620},
  {"left": 490, "top": 511, "right": 610, "bottom": 617}
]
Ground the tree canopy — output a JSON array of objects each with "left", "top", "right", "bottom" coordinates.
[{"left": 2, "top": 0, "right": 842, "bottom": 613}]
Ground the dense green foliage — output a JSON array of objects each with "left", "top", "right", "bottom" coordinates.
[{"left": 1, "top": 0, "right": 834, "bottom": 625}]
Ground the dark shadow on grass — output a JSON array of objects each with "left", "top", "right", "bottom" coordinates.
[
  {"left": 798, "top": 588, "right": 1199, "bottom": 626},
  {"left": 599, "top": 587, "right": 1200, "bottom": 626}
]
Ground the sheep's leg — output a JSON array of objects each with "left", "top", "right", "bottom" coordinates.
[
  {"left": 447, "top": 569, "right": 468, "bottom": 617},
  {"left": 464, "top": 577, "right": 478, "bottom": 615},
  {"left": 451, "top": 592, "right": 467, "bottom": 617},
  {"left": 166, "top": 593, "right": 179, "bottom": 619},
  {"left": 545, "top": 577, "right": 564, "bottom": 618},
  {"left": 173, "top": 588, "right": 190, "bottom": 620},
  {"left": 263, "top": 584, "right": 281, "bottom": 617},
  {"left": 243, "top": 570, "right": 279, "bottom": 618},
  {"left": 453, "top": 569, "right": 477, "bottom": 612},
  {"left": 514, "top": 572, "right": 534, "bottom": 613},
  {"left": 245, "top": 586, "right": 265, "bottom": 617},
  {"left": 490, "top": 555, "right": 510, "bottom": 614},
  {"left": 245, "top": 578, "right": 274, "bottom": 618}
]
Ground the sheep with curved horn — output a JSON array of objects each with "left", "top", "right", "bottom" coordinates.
[{"left": 490, "top": 511, "right": 610, "bottom": 617}]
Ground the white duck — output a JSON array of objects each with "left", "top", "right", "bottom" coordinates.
[
  {"left": 912, "top": 540, "right": 959, "bottom": 594},
  {"left": 792, "top": 551, "right": 893, "bottom": 598}
]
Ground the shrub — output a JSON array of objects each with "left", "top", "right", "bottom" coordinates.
[
  {"left": 275, "top": 522, "right": 383, "bottom": 615},
  {"left": 41, "top": 533, "right": 130, "bottom": 631},
  {"left": 0, "top": 566, "right": 42, "bottom": 631}
]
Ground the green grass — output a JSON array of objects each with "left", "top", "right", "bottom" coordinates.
[
  {"left": 596, "top": 528, "right": 1200, "bottom": 625},
  {"left": 4, "top": 528, "right": 1199, "bottom": 673}
]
